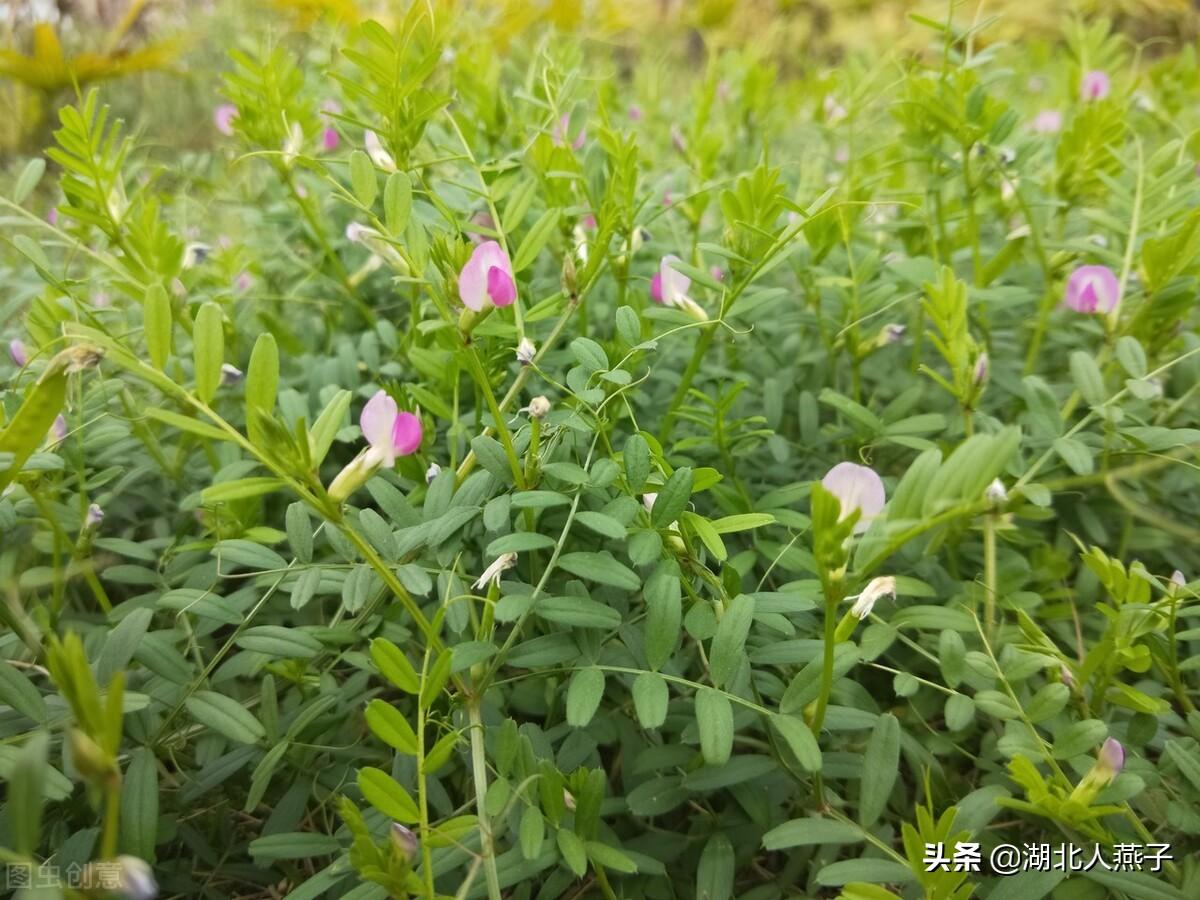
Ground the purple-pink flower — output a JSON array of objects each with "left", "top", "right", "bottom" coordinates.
[
  {"left": 459, "top": 241, "right": 516, "bottom": 311},
  {"left": 214, "top": 104, "right": 237, "bottom": 136},
  {"left": 628, "top": 105, "right": 643, "bottom": 122},
  {"left": 360, "top": 390, "right": 423, "bottom": 468},
  {"left": 821, "top": 462, "right": 886, "bottom": 534},
  {"left": 650, "top": 256, "right": 707, "bottom": 321},
  {"left": 1033, "top": 109, "right": 1063, "bottom": 134},
  {"left": 9, "top": 339, "right": 27, "bottom": 367},
  {"left": 49, "top": 414, "right": 67, "bottom": 444},
  {"left": 553, "top": 114, "right": 586, "bottom": 151},
  {"left": 1065, "top": 265, "right": 1119, "bottom": 314},
  {"left": 1081, "top": 70, "right": 1110, "bottom": 102}
]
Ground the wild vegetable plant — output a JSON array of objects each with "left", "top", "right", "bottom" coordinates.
[{"left": 2, "top": 4, "right": 1200, "bottom": 900}]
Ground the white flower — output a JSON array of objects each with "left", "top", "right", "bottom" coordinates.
[
  {"left": 847, "top": 576, "right": 896, "bottom": 619},
  {"left": 573, "top": 224, "right": 589, "bottom": 266},
  {"left": 641, "top": 492, "right": 657, "bottom": 513},
  {"left": 85, "top": 503, "right": 104, "bottom": 529},
  {"left": 220, "top": 363, "right": 244, "bottom": 385},
  {"left": 986, "top": 478, "right": 1008, "bottom": 503},
  {"left": 425, "top": 462, "right": 442, "bottom": 484},
  {"left": 474, "top": 552, "right": 518, "bottom": 590},
  {"left": 516, "top": 337, "right": 536, "bottom": 366},
  {"left": 821, "top": 462, "right": 886, "bottom": 534},
  {"left": 364, "top": 129, "right": 397, "bottom": 172},
  {"left": 182, "top": 243, "right": 211, "bottom": 269}
]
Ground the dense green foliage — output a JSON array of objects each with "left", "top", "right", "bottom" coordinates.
[{"left": 2, "top": 4, "right": 1200, "bottom": 899}]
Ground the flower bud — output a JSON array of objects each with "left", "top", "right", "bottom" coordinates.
[
  {"left": 390, "top": 822, "right": 418, "bottom": 862},
  {"left": 9, "top": 338, "right": 28, "bottom": 367},
  {"left": 85, "top": 503, "right": 104, "bottom": 529},
  {"left": 562, "top": 252, "right": 578, "bottom": 297},
  {"left": 986, "top": 478, "right": 1007, "bottom": 504},
  {"left": 523, "top": 396, "right": 551, "bottom": 419},
  {"left": 114, "top": 856, "right": 158, "bottom": 900},
  {"left": 70, "top": 728, "right": 116, "bottom": 783},
  {"left": 220, "top": 363, "right": 244, "bottom": 385},
  {"left": 425, "top": 462, "right": 442, "bottom": 484},
  {"left": 326, "top": 452, "right": 376, "bottom": 504},
  {"left": 516, "top": 338, "right": 536, "bottom": 366},
  {"left": 1096, "top": 737, "right": 1125, "bottom": 781},
  {"left": 973, "top": 352, "right": 989, "bottom": 386}
]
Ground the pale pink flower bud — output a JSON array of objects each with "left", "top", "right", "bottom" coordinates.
[
  {"left": 214, "top": 104, "right": 237, "bottom": 136},
  {"left": 1081, "top": 70, "right": 1110, "bottom": 102},
  {"left": 9, "top": 339, "right": 27, "bottom": 367}
]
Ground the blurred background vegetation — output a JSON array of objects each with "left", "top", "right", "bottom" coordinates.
[{"left": 0, "top": 0, "right": 1197, "bottom": 158}]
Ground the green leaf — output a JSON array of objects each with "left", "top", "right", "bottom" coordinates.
[
  {"left": 770, "top": 714, "right": 822, "bottom": 772},
  {"left": 13, "top": 157, "right": 46, "bottom": 204},
  {"left": 695, "top": 688, "right": 733, "bottom": 766},
  {"left": 644, "top": 569, "right": 681, "bottom": 670},
  {"left": 536, "top": 596, "right": 622, "bottom": 630},
  {"left": 371, "top": 638, "right": 419, "bottom": 693},
  {"left": 1070, "top": 351, "right": 1106, "bottom": 408},
  {"left": 0, "top": 357, "right": 68, "bottom": 492},
  {"left": 512, "top": 207, "right": 560, "bottom": 273},
  {"left": 557, "top": 829, "right": 587, "bottom": 876},
  {"left": 145, "top": 407, "right": 232, "bottom": 442},
  {"left": 1165, "top": 740, "right": 1200, "bottom": 793},
  {"left": 557, "top": 552, "right": 641, "bottom": 590},
  {"left": 651, "top": 467, "right": 692, "bottom": 528},
  {"left": 286, "top": 503, "right": 313, "bottom": 563},
  {"left": 186, "top": 691, "right": 265, "bottom": 744},
  {"left": 309, "top": 390, "right": 352, "bottom": 465},
  {"left": 384, "top": 171, "right": 412, "bottom": 234},
  {"left": 709, "top": 594, "right": 753, "bottom": 688},
  {"left": 365, "top": 699, "right": 418, "bottom": 755},
  {"left": 358, "top": 766, "right": 419, "bottom": 822},
  {"left": 519, "top": 805, "right": 544, "bottom": 860},
  {"left": 246, "top": 332, "right": 279, "bottom": 440},
  {"left": 472, "top": 434, "right": 514, "bottom": 483},
  {"left": 574, "top": 511, "right": 626, "bottom": 540},
  {"left": 696, "top": 833, "right": 734, "bottom": 900},
  {"left": 193, "top": 302, "right": 225, "bottom": 404},
  {"left": 570, "top": 336, "right": 608, "bottom": 372},
  {"left": 585, "top": 841, "right": 638, "bottom": 874},
  {"left": 0, "top": 659, "right": 47, "bottom": 722},
  {"left": 684, "top": 512, "right": 727, "bottom": 561},
  {"left": 487, "top": 531, "right": 555, "bottom": 555},
  {"left": 624, "top": 433, "right": 651, "bottom": 491},
  {"left": 121, "top": 747, "right": 159, "bottom": 861},
  {"left": 202, "top": 477, "right": 286, "bottom": 503},
  {"left": 249, "top": 832, "right": 340, "bottom": 861},
  {"left": 1053, "top": 436, "right": 1093, "bottom": 475},
  {"left": 859, "top": 713, "right": 900, "bottom": 827},
  {"left": 762, "top": 817, "right": 864, "bottom": 850},
  {"left": 632, "top": 672, "right": 668, "bottom": 728},
  {"left": 349, "top": 150, "right": 378, "bottom": 207},
  {"left": 710, "top": 513, "right": 776, "bottom": 534},
  {"left": 567, "top": 668, "right": 605, "bottom": 727},
  {"left": 144, "top": 283, "right": 172, "bottom": 370},
  {"left": 8, "top": 731, "right": 48, "bottom": 856}
]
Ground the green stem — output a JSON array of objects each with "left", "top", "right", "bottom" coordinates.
[
  {"left": 100, "top": 776, "right": 122, "bottom": 859},
  {"left": 658, "top": 324, "right": 715, "bottom": 444},
  {"left": 467, "top": 697, "right": 503, "bottom": 900},
  {"left": 983, "top": 513, "right": 998, "bottom": 640}
]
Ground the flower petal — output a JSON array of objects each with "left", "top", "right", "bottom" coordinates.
[
  {"left": 821, "top": 462, "right": 886, "bottom": 534},
  {"left": 660, "top": 255, "right": 691, "bottom": 305},
  {"left": 459, "top": 241, "right": 513, "bottom": 311},
  {"left": 392, "top": 411, "right": 423, "bottom": 457},
  {"left": 487, "top": 265, "right": 517, "bottom": 307},
  {"left": 361, "top": 390, "right": 399, "bottom": 454}
]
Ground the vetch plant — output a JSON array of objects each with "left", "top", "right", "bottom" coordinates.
[{"left": 0, "top": 4, "right": 1198, "bottom": 900}]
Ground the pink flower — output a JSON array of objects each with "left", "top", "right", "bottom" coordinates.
[
  {"left": 360, "top": 390, "right": 423, "bottom": 468},
  {"left": 582, "top": 213, "right": 597, "bottom": 230},
  {"left": 670, "top": 125, "right": 687, "bottom": 154},
  {"left": 1081, "top": 70, "right": 1110, "bottom": 102},
  {"left": 710, "top": 266, "right": 725, "bottom": 282},
  {"left": 823, "top": 94, "right": 847, "bottom": 124},
  {"left": 465, "top": 211, "right": 496, "bottom": 244},
  {"left": 458, "top": 241, "right": 517, "bottom": 311},
  {"left": 1065, "top": 265, "right": 1119, "bottom": 314},
  {"left": 652, "top": 255, "right": 690, "bottom": 306},
  {"left": 821, "top": 462, "right": 886, "bottom": 534},
  {"left": 9, "top": 339, "right": 27, "bottom": 367},
  {"left": 1033, "top": 109, "right": 1062, "bottom": 134},
  {"left": 235, "top": 272, "right": 254, "bottom": 292},
  {"left": 662, "top": 191, "right": 674, "bottom": 207},
  {"left": 49, "top": 414, "right": 67, "bottom": 444},
  {"left": 322, "top": 128, "right": 340, "bottom": 152},
  {"left": 553, "top": 114, "right": 585, "bottom": 151},
  {"left": 214, "top": 104, "right": 237, "bottom": 136},
  {"left": 651, "top": 256, "right": 707, "bottom": 320},
  {"left": 47, "top": 207, "right": 58, "bottom": 226},
  {"left": 628, "top": 105, "right": 643, "bottom": 122}
]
